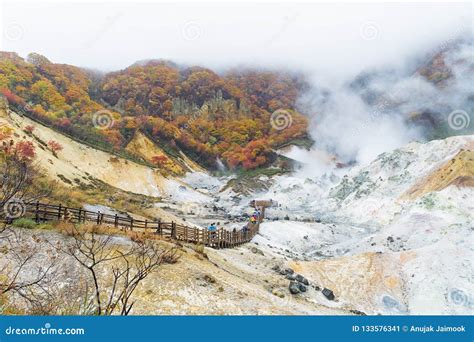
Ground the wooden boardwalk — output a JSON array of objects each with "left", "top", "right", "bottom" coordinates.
[{"left": 9, "top": 200, "right": 274, "bottom": 249}]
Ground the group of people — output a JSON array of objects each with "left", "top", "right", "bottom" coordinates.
[
  {"left": 249, "top": 208, "right": 261, "bottom": 224},
  {"left": 241, "top": 208, "right": 261, "bottom": 233},
  {"left": 206, "top": 207, "right": 262, "bottom": 235}
]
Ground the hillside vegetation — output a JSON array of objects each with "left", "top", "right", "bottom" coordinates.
[{"left": 0, "top": 52, "right": 310, "bottom": 170}]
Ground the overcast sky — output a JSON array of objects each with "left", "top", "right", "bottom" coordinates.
[{"left": 0, "top": 1, "right": 472, "bottom": 81}]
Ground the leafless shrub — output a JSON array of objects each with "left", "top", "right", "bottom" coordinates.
[
  {"left": 28, "top": 276, "right": 97, "bottom": 315},
  {"left": 58, "top": 224, "right": 179, "bottom": 315},
  {"left": 0, "top": 230, "right": 58, "bottom": 313},
  {"left": 0, "top": 157, "right": 50, "bottom": 225},
  {"left": 161, "top": 248, "right": 181, "bottom": 264}
]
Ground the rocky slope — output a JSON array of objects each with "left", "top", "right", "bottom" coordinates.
[
  {"left": 1, "top": 99, "right": 472, "bottom": 314},
  {"left": 228, "top": 135, "right": 473, "bottom": 315}
]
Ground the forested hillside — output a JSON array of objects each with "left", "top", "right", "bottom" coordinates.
[{"left": 0, "top": 52, "right": 310, "bottom": 170}]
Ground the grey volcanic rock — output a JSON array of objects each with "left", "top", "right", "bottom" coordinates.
[
  {"left": 295, "top": 274, "right": 309, "bottom": 285},
  {"left": 289, "top": 281, "right": 300, "bottom": 294},
  {"left": 322, "top": 288, "right": 335, "bottom": 300},
  {"left": 298, "top": 283, "right": 307, "bottom": 293}
]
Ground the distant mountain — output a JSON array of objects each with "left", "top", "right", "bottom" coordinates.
[
  {"left": 350, "top": 40, "right": 473, "bottom": 139},
  {"left": 0, "top": 52, "right": 310, "bottom": 170}
]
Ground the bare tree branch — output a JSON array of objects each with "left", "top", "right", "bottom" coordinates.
[{"left": 58, "top": 224, "right": 180, "bottom": 315}]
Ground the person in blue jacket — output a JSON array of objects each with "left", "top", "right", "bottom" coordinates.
[{"left": 208, "top": 222, "right": 217, "bottom": 238}]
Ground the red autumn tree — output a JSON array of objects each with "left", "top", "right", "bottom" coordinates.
[
  {"left": 151, "top": 155, "right": 168, "bottom": 168},
  {"left": 24, "top": 125, "right": 35, "bottom": 134},
  {"left": 14, "top": 141, "right": 36, "bottom": 161},
  {"left": 47, "top": 140, "right": 63, "bottom": 154}
]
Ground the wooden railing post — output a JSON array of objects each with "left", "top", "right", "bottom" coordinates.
[
  {"left": 156, "top": 219, "right": 162, "bottom": 235},
  {"left": 35, "top": 201, "right": 39, "bottom": 223},
  {"left": 171, "top": 221, "right": 176, "bottom": 239},
  {"left": 22, "top": 200, "right": 265, "bottom": 249}
]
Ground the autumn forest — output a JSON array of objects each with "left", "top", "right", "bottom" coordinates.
[{"left": 0, "top": 52, "right": 310, "bottom": 171}]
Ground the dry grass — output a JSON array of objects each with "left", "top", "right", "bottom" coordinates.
[
  {"left": 30, "top": 171, "right": 162, "bottom": 220},
  {"left": 125, "top": 131, "right": 186, "bottom": 176},
  {"left": 161, "top": 248, "right": 182, "bottom": 264},
  {"left": 129, "top": 230, "right": 158, "bottom": 243},
  {"left": 57, "top": 221, "right": 125, "bottom": 238}
]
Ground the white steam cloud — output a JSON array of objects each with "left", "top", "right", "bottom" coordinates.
[
  {"left": 297, "top": 38, "right": 473, "bottom": 170},
  {"left": 1, "top": 1, "right": 472, "bottom": 172}
]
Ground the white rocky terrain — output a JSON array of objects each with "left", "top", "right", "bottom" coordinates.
[
  {"left": 180, "top": 135, "right": 473, "bottom": 315},
  {"left": 218, "top": 135, "right": 473, "bottom": 315},
  {"left": 2, "top": 104, "right": 472, "bottom": 315}
]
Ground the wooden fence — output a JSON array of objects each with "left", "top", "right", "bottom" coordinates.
[{"left": 9, "top": 201, "right": 264, "bottom": 249}]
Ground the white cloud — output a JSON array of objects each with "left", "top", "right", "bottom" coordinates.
[{"left": 1, "top": 1, "right": 470, "bottom": 78}]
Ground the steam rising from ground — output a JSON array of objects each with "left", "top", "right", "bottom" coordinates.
[
  {"left": 297, "top": 39, "right": 473, "bottom": 171},
  {"left": 301, "top": 90, "right": 421, "bottom": 166}
]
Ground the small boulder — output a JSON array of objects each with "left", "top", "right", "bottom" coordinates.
[
  {"left": 295, "top": 274, "right": 309, "bottom": 285},
  {"left": 272, "top": 265, "right": 281, "bottom": 272},
  {"left": 285, "top": 273, "right": 297, "bottom": 281},
  {"left": 289, "top": 281, "right": 300, "bottom": 294},
  {"left": 280, "top": 268, "right": 294, "bottom": 275},
  {"left": 298, "top": 283, "right": 307, "bottom": 293},
  {"left": 322, "top": 288, "right": 335, "bottom": 300},
  {"left": 349, "top": 309, "right": 366, "bottom": 316},
  {"left": 203, "top": 274, "right": 216, "bottom": 284},
  {"left": 251, "top": 247, "right": 264, "bottom": 255}
]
